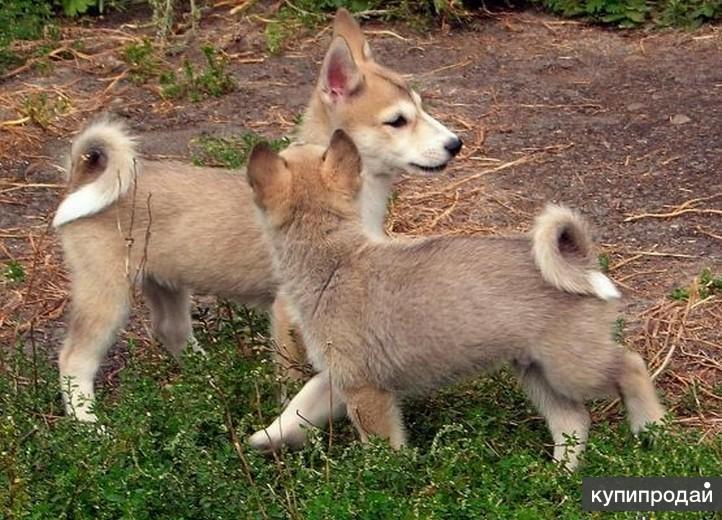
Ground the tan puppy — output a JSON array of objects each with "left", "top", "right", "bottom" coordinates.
[
  {"left": 246, "top": 132, "right": 665, "bottom": 470},
  {"left": 270, "top": 9, "right": 462, "bottom": 387},
  {"left": 54, "top": 9, "right": 461, "bottom": 422}
]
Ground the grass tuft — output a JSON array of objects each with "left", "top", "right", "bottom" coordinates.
[
  {"left": 122, "top": 38, "right": 159, "bottom": 85},
  {"left": 160, "top": 44, "right": 236, "bottom": 102},
  {"left": 3, "top": 260, "right": 26, "bottom": 283},
  {"left": 19, "top": 92, "right": 70, "bottom": 128},
  {"left": 190, "top": 132, "right": 290, "bottom": 169},
  {"left": 669, "top": 268, "right": 722, "bottom": 302}
]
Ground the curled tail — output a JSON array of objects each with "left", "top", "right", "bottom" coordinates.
[
  {"left": 53, "top": 118, "right": 137, "bottom": 228},
  {"left": 532, "top": 204, "right": 620, "bottom": 301}
]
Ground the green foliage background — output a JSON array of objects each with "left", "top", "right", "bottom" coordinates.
[
  {"left": 0, "top": 0, "right": 720, "bottom": 69},
  {"left": 0, "top": 0, "right": 720, "bottom": 44},
  {"left": 534, "top": 0, "right": 722, "bottom": 27}
]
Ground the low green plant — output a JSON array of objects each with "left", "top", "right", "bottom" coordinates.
[
  {"left": 263, "top": 0, "right": 468, "bottom": 54},
  {"left": 122, "top": 38, "right": 158, "bottom": 84},
  {"left": 535, "top": 0, "right": 649, "bottom": 26},
  {"left": 597, "top": 253, "right": 611, "bottom": 273},
  {"left": 20, "top": 92, "right": 70, "bottom": 128},
  {"left": 190, "top": 132, "right": 290, "bottom": 169},
  {"left": 531, "top": 0, "right": 722, "bottom": 27},
  {"left": 669, "top": 268, "right": 722, "bottom": 302},
  {"left": 161, "top": 44, "right": 235, "bottom": 101},
  {"left": 656, "top": 0, "right": 722, "bottom": 26},
  {"left": 698, "top": 268, "right": 722, "bottom": 299},
  {"left": 265, "top": 19, "right": 295, "bottom": 55},
  {"left": 0, "top": 1, "right": 195, "bottom": 73},
  {"left": 1, "top": 308, "right": 720, "bottom": 518},
  {"left": 61, "top": 0, "right": 101, "bottom": 16},
  {"left": 0, "top": 1, "right": 52, "bottom": 43},
  {"left": 0, "top": 1, "right": 53, "bottom": 73},
  {"left": 669, "top": 287, "right": 690, "bottom": 301},
  {"left": 3, "top": 260, "right": 26, "bottom": 283}
]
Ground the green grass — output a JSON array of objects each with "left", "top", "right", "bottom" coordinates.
[
  {"left": 160, "top": 44, "right": 236, "bottom": 102},
  {"left": 263, "top": 0, "right": 468, "bottom": 54},
  {"left": 597, "top": 253, "right": 611, "bottom": 273},
  {"left": 1, "top": 307, "right": 720, "bottom": 519},
  {"left": 19, "top": 91, "right": 70, "bottom": 128},
  {"left": 122, "top": 38, "right": 159, "bottom": 85},
  {"left": 3, "top": 260, "right": 26, "bottom": 283},
  {"left": 190, "top": 132, "right": 291, "bottom": 169},
  {"left": 669, "top": 268, "right": 722, "bottom": 302},
  {"left": 532, "top": 0, "right": 722, "bottom": 27},
  {"left": 260, "top": 0, "right": 722, "bottom": 51},
  {"left": 0, "top": 1, "right": 53, "bottom": 73}
]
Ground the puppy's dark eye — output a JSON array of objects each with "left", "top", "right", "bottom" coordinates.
[{"left": 384, "top": 115, "right": 408, "bottom": 128}]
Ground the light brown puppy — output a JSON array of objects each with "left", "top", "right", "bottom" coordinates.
[
  {"left": 54, "top": 9, "right": 461, "bottom": 422},
  {"left": 270, "top": 8, "right": 463, "bottom": 389},
  {"left": 246, "top": 132, "right": 665, "bottom": 470}
]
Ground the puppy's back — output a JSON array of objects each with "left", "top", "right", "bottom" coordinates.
[
  {"left": 59, "top": 159, "right": 276, "bottom": 304},
  {"left": 325, "top": 235, "right": 618, "bottom": 394}
]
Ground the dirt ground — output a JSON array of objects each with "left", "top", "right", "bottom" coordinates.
[{"left": 0, "top": 6, "right": 720, "bottom": 429}]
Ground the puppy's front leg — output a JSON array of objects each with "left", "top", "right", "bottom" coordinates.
[
  {"left": 345, "top": 386, "right": 406, "bottom": 449},
  {"left": 270, "top": 297, "right": 310, "bottom": 404},
  {"left": 248, "top": 370, "right": 346, "bottom": 452}
]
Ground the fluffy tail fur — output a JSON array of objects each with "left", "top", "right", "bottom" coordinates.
[
  {"left": 53, "top": 118, "right": 137, "bottom": 228},
  {"left": 532, "top": 204, "right": 620, "bottom": 301}
]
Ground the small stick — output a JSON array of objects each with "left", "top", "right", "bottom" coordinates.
[
  {"left": 652, "top": 297, "right": 694, "bottom": 381},
  {"left": 417, "top": 58, "right": 474, "bottom": 77},
  {"left": 624, "top": 208, "right": 722, "bottom": 223}
]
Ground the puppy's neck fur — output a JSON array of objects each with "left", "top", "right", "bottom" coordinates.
[
  {"left": 298, "top": 94, "right": 331, "bottom": 149},
  {"left": 273, "top": 219, "right": 364, "bottom": 313},
  {"left": 300, "top": 94, "right": 392, "bottom": 239}
]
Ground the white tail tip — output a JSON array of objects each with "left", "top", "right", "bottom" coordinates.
[{"left": 588, "top": 272, "right": 621, "bottom": 301}]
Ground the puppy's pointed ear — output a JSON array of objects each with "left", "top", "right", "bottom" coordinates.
[
  {"left": 319, "top": 37, "right": 363, "bottom": 104},
  {"left": 332, "top": 8, "right": 372, "bottom": 62},
  {"left": 322, "top": 129, "right": 362, "bottom": 196},
  {"left": 246, "top": 143, "right": 288, "bottom": 210}
]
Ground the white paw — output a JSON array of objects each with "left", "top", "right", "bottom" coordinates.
[
  {"left": 248, "top": 424, "right": 307, "bottom": 453},
  {"left": 248, "top": 428, "right": 278, "bottom": 453},
  {"left": 74, "top": 409, "right": 99, "bottom": 423}
]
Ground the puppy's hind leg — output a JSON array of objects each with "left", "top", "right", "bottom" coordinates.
[
  {"left": 618, "top": 350, "right": 665, "bottom": 433},
  {"left": 346, "top": 386, "right": 406, "bottom": 449},
  {"left": 143, "top": 278, "right": 201, "bottom": 360},
  {"left": 59, "top": 275, "right": 130, "bottom": 422},
  {"left": 518, "top": 364, "right": 590, "bottom": 471}
]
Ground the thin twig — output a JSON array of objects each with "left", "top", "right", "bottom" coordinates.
[{"left": 625, "top": 208, "right": 722, "bottom": 223}]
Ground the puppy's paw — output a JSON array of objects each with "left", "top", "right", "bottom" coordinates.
[
  {"left": 71, "top": 408, "right": 98, "bottom": 423},
  {"left": 248, "top": 428, "right": 280, "bottom": 453},
  {"left": 248, "top": 425, "right": 307, "bottom": 453}
]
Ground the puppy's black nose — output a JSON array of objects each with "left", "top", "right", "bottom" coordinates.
[{"left": 445, "top": 137, "right": 463, "bottom": 157}]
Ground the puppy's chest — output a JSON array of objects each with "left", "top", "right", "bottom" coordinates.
[{"left": 284, "top": 269, "right": 358, "bottom": 370}]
